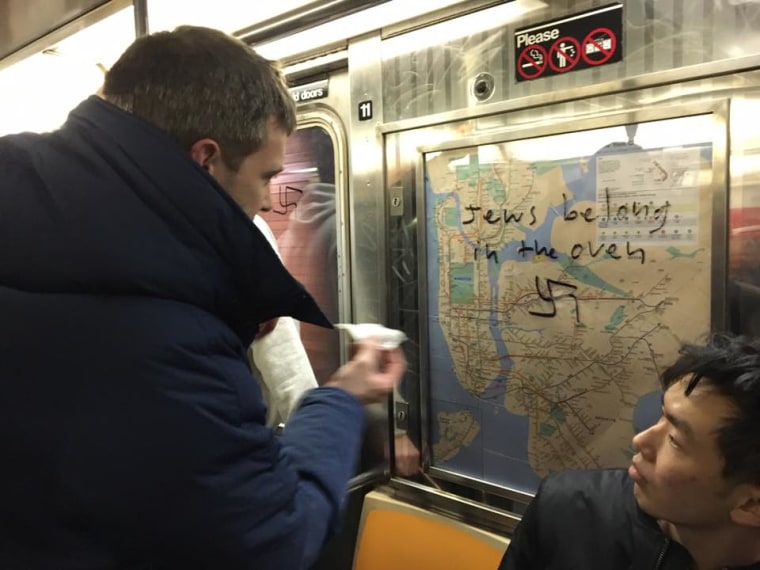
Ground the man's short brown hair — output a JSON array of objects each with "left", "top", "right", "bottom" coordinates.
[{"left": 102, "top": 26, "right": 296, "bottom": 169}]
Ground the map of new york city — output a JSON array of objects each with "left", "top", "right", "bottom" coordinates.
[{"left": 425, "top": 138, "right": 712, "bottom": 493}]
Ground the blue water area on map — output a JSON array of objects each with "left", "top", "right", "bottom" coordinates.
[
  {"left": 428, "top": 320, "right": 541, "bottom": 493},
  {"left": 562, "top": 160, "right": 596, "bottom": 201},
  {"left": 427, "top": 172, "right": 539, "bottom": 493},
  {"left": 605, "top": 305, "right": 627, "bottom": 332}
]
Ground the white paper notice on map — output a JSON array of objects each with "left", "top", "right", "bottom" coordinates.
[{"left": 596, "top": 146, "right": 703, "bottom": 245}]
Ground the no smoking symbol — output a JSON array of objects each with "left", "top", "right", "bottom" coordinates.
[{"left": 517, "top": 45, "right": 548, "bottom": 80}]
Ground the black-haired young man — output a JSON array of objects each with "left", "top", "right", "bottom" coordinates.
[{"left": 501, "top": 334, "right": 760, "bottom": 570}]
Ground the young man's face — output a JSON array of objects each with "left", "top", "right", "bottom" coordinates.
[
  {"left": 204, "top": 118, "right": 286, "bottom": 218},
  {"left": 629, "top": 377, "right": 743, "bottom": 526}
]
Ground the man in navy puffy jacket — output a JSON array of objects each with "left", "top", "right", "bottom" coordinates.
[{"left": 0, "top": 26, "right": 405, "bottom": 569}]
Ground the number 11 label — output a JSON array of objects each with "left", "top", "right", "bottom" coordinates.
[{"left": 358, "top": 100, "right": 373, "bottom": 121}]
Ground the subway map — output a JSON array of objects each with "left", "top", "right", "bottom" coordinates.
[{"left": 425, "top": 134, "right": 713, "bottom": 494}]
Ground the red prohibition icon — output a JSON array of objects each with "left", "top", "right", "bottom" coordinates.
[
  {"left": 517, "top": 44, "right": 548, "bottom": 80},
  {"left": 582, "top": 27, "right": 617, "bottom": 65},
  {"left": 548, "top": 36, "right": 581, "bottom": 73}
]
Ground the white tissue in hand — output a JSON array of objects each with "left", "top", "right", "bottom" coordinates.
[{"left": 334, "top": 323, "right": 407, "bottom": 349}]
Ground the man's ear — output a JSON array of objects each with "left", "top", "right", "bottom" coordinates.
[
  {"left": 730, "top": 486, "right": 760, "bottom": 527},
  {"left": 189, "top": 139, "right": 223, "bottom": 175}
]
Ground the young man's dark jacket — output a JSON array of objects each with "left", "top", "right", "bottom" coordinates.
[
  {"left": 501, "top": 469, "right": 760, "bottom": 570},
  {"left": 0, "top": 97, "right": 365, "bottom": 569}
]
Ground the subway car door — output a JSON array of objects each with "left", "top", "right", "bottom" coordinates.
[{"left": 258, "top": 68, "right": 380, "bottom": 570}]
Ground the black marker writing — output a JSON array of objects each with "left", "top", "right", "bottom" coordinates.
[
  {"left": 528, "top": 276, "right": 580, "bottom": 324},
  {"left": 601, "top": 187, "right": 671, "bottom": 234},
  {"left": 562, "top": 194, "right": 597, "bottom": 223},
  {"left": 473, "top": 242, "right": 499, "bottom": 264},
  {"left": 271, "top": 185, "right": 303, "bottom": 216},
  {"left": 517, "top": 240, "right": 558, "bottom": 260},
  {"left": 462, "top": 204, "right": 537, "bottom": 226}
]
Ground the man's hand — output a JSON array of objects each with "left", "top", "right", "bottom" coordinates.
[
  {"left": 394, "top": 433, "right": 420, "bottom": 477},
  {"left": 325, "top": 341, "right": 406, "bottom": 404}
]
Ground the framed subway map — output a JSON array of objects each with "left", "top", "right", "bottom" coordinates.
[{"left": 419, "top": 108, "right": 726, "bottom": 495}]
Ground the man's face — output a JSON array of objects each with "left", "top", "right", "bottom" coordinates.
[
  {"left": 629, "top": 377, "right": 741, "bottom": 527},
  {"left": 208, "top": 119, "right": 286, "bottom": 218}
]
